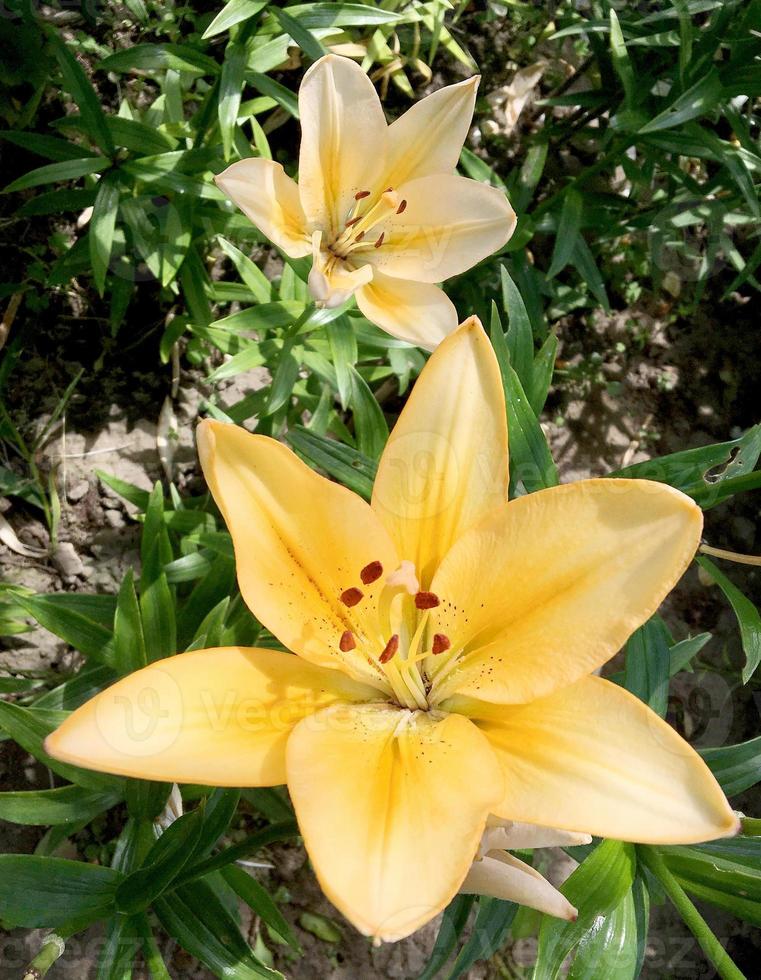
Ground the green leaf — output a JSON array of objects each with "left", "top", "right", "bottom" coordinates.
[
  {"left": 638, "top": 68, "right": 722, "bottom": 133},
  {"left": 571, "top": 235, "right": 610, "bottom": 311},
  {"left": 14, "top": 593, "right": 114, "bottom": 664},
  {"left": 529, "top": 332, "right": 558, "bottom": 415},
  {"left": 534, "top": 841, "right": 637, "bottom": 979},
  {"left": 273, "top": 7, "right": 327, "bottom": 61},
  {"left": 696, "top": 556, "right": 761, "bottom": 682},
  {"left": 501, "top": 266, "right": 534, "bottom": 393},
  {"left": 0, "top": 701, "right": 120, "bottom": 792},
  {"left": 99, "top": 913, "right": 143, "bottom": 980},
  {"left": 276, "top": 3, "right": 403, "bottom": 28},
  {"left": 286, "top": 426, "right": 376, "bottom": 500},
  {"left": 100, "top": 44, "right": 220, "bottom": 76},
  {"left": 610, "top": 424, "right": 761, "bottom": 508},
  {"left": 218, "top": 237, "right": 270, "bottom": 302},
  {"left": 491, "top": 307, "right": 557, "bottom": 493},
  {"left": 418, "top": 895, "right": 475, "bottom": 980},
  {"left": 567, "top": 886, "right": 638, "bottom": 980},
  {"left": 17, "top": 187, "right": 96, "bottom": 217},
  {"left": 219, "top": 41, "right": 248, "bottom": 160},
  {"left": 669, "top": 632, "right": 712, "bottom": 675},
  {"left": 0, "top": 855, "right": 121, "bottom": 929},
  {"left": 447, "top": 898, "right": 516, "bottom": 979},
  {"left": 0, "top": 784, "right": 121, "bottom": 825},
  {"left": 116, "top": 809, "right": 203, "bottom": 914},
  {"left": 327, "top": 315, "right": 358, "bottom": 410},
  {"left": 203, "top": 0, "right": 269, "bottom": 39},
  {"left": 348, "top": 367, "right": 389, "bottom": 461},
  {"left": 247, "top": 72, "right": 299, "bottom": 118},
  {"left": 155, "top": 880, "right": 282, "bottom": 979},
  {"left": 547, "top": 189, "right": 583, "bottom": 278},
  {"left": 701, "top": 735, "right": 761, "bottom": 797},
  {"left": 90, "top": 174, "right": 120, "bottom": 296},
  {"left": 48, "top": 32, "right": 115, "bottom": 156},
  {"left": 609, "top": 9, "right": 635, "bottom": 108},
  {"left": 113, "top": 568, "right": 147, "bottom": 675},
  {"left": 222, "top": 864, "right": 301, "bottom": 950},
  {"left": 0, "top": 130, "right": 97, "bottom": 162},
  {"left": 3, "top": 156, "right": 107, "bottom": 194},
  {"left": 624, "top": 616, "right": 670, "bottom": 717}
]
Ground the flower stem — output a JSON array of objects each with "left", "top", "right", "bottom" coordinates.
[
  {"left": 740, "top": 815, "right": 761, "bottom": 836},
  {"left": 699, "top": 543, "right": 761, "bottom": 567},
  {"left": 22, "top": 931, "right": 70, "bottom": 979},
  {"left": 638, "top": 847, "right": 746, "bottom": 980}
]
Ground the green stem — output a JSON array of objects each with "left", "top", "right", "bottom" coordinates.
[
  {"left": 639, "top": 847, "right": 746, "bottom": 980},
  {"left": 741, "top": 816, "right": 761, "bottom": 836},
  {"left": 22, "top": 930, "right": 73, "bottom": 979}
]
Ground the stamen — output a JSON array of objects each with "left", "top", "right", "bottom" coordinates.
[
  {"left": 374, "top": 233, "right": 385, "bottom": 248},
  {"left": 415, "top": 591, "right": 440, "bottom": 610},
  {"left": 360, "top": 561, "right": 383, "bottom": 585},
  {"left": 345, "top": 216, "right": 361, "bottom": 228},
  {"left": 384, "top": 187, "right": 393, "bottom": 193},
  {"left": 396, "top": 199, "right": 407, "bottom": 214},
  {"left": 339, "top": 630, "right": 356, "bottom": 652},
  {"left": 340, "top": 587, "right": 364, "bottom": 607},
  {"left": 355, "top": 190, "right": 371, "bottom": 200},
  {"left": 432, "top": 633, "right": 451, "bottom": 655},
  {"left": 355, "top": 230, "right": 365, "bottom": 242},
  {"left": 379, "top": 634, "right": 399, "bottom": 664}
]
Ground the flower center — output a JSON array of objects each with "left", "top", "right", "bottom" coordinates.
[
  {"left": 329, "top": 188, "right": 405, "bottom": 260},
  {"left": 336, "top": 559, "right": 452, "bottom": 711}
]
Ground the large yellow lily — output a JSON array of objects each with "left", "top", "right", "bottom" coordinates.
[
  {"left": 215, "top": 55, "right": 515, "bottom": 349},
  {"left": 46, "top": 318, "right": 737, "bottom": 942}
]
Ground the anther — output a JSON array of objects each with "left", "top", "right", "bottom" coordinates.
[
  {"left": 396, "top": 199, "right": 407, "bottom": 214},
  {"left": 339, "top": 630, "right": 356, "bottom": 652},
  {"left": 415, "top": 591, "right": 440, "bottom": 609},
  {"left": 345, "top": 216, "right": 361, "bottom": 227},
  {"left": 379, "top": 634, "right": 399, "bottom": 664},
  {"left": 384, "top": 187, "right": 393, "bottom": 192},
  {"left": 374, "top": 233, "right": 385, "bottom": 248},
  {"left": 360, "top": 561, "right": 383, "bottom": 585},
  {"left": 432, "top": 633, "right": 451, "bottom": 655},
  {"left": 355, "top": 230, "right": 365, "bottom": 242},
  {"left": 340, "top": 587, "right": 364, "bottom": 607},
  {"left": 355, "top": 190, "right": 371, "bottom": 200}
]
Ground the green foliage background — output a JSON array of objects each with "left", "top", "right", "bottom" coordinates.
[{"left": 0, "top": 0, "right": 760, "bottom": 977}]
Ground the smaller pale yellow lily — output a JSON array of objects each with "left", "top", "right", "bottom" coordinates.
[
  {"left": 46, "top": 318, "right": 737, "bottom": 943},
  {"left": 215, "top": 55, "right": 516, "bottom": 349}
]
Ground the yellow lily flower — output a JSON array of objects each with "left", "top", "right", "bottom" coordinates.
[
  {"left": 215, "top": 55, "right": 516, "bottom": 349},
  {"left": 46, "top": 318, "right": 737, "bottom": 943}
]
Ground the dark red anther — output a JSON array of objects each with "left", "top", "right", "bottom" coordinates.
[
  {"left": 355, "top": 190, "right": 371, "bottom": 200},
  {"left": 340, "top": 630, "right": 356, "bottom": 652},
  {"left": 432, "top": 633, "right": 451, "bottom": 655},
  {"left": 355, "top": 230, "right": 365, "bottom": 242},
  {"left": 340, "top": 587, "right": 364, "bottom": 607},
  {"left": 415, "top": 591, "right": 440, "bottom": 610},
  {"left": 360, "top": 561, "right": 383, "bottom": 585},
  {"left": 374, "top": 233, "right": 385, "bottom": 249},
  {"left": 379, "top": 634, "right": 399, "bottom": 664},
  {"left": 396, "top": 199, "right": 407, "bottom": 214},
  {"left": 345, "top": 216, "right": 361, "bottom": 227},
  {"left": 384, "top": 187, "right": 393, "bottom": 193}
]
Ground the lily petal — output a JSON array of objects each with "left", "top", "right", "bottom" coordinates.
[
  {"left": 286, "top": 701, "right": 503, "bottom": 942},
  {"left": 215, "top": 159, "right": 310, "bottom": 258},
  {"left": 298, "top": 54, "right": 388, "bottom": 234},
  {"left": 383, "top": 76, "right": 479, "bottom": 189},
  {"left": 461, "top": 851, "right": 577, "bottom": 921},
  {"left": 371, "top": 317, "right": 508, "bottom": 586},
  {"left": 355, "top": 270, "right": 457, "bottom": 350},
  {"left": 363, "top": 174, "right": 516, "bottom": 283},
  {"left": 459, "top": 675, "right": 739, "bottom": 844},
  {"left": 481, "top": 818, "right": 592, "bottom": 853},
  {"left": 430, "top": 479, "right": 702, "bottom": 704},
  {"left": 197, "top": 421, "right": 398, "bottom": 688},
  {"left": 45, "top": 647, "right": 378, "bottom": 785}
]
